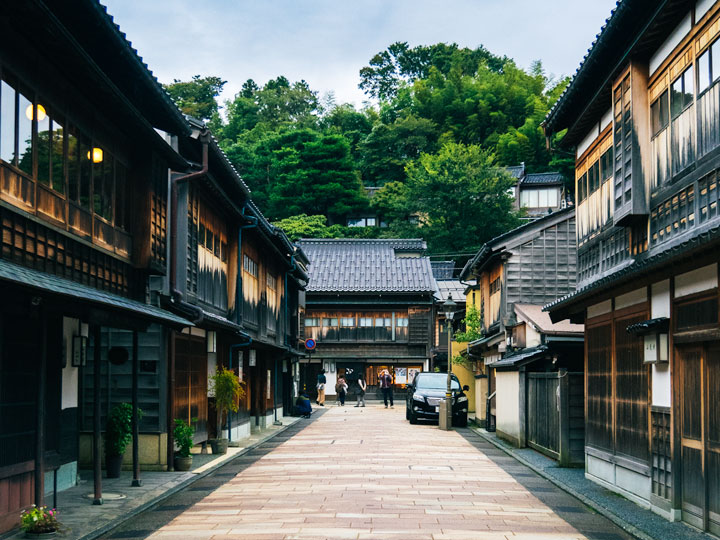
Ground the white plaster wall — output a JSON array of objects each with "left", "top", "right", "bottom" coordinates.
[
  {"left": 651, "top": 280, "right": 672, "bottom": 407},
  {"left": 577, "top": 124, "right": 600, "bottom": 159},
  {"left": 61, "top": 318, "right": 80, "bottom": 410},
  {"left": 615, "top": 287, "right": 647, "bottom": 310},
  {"left": 697, "top": 0, "right": 716, "bottom": 22},
  {"left": 495, "top": 371, "right": 520, "bottom": 442},
  {"left": 587, "top": 300, "right": 612, "bottom": 318},
  {"left": 650, "top": 12, "right": 692, "bottom": 75},
  {"left": 325, "top": 362, "right": 338, "bottom": 396},
  {"left": 651, "top": 280, "right": 671, "bottom": 318},
  {"left": 600, "top": 108, "right": 612, "bottom": 131},
  {"left": 675, "top": 263, "right": 718, "bottom": 297},
  {"left": 524, "top": 323, "right": 542, "bottom": 348},
  {"left": 207, "top": 352, "right": 217, "bottom": 396}
]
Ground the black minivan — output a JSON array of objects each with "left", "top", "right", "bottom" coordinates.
[{"left": 405, "top": 372, "right": 469, "bottom": 426}]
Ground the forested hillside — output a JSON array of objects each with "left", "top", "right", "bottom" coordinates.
[{"left": 164, "top": 43, "right": 571, "bottom": 260}]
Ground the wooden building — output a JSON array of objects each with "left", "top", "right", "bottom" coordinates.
[
  {"left": 507, "top": 164, "right": 568, "bottom": 218},
  {"left": 543, "top": 0, "right": 720, "bottom": 533},
  {"left": 297, "top": 239, "right": 436, "bottom": 397},
  {"left": 459, "top": 208, "right": 582, "bottom": 462},
  {"left": 0, "top": 1, "right": 307, "bottom": 534},
  {"left": 0, "top": 0, "right": 193, "bottom": 532}
]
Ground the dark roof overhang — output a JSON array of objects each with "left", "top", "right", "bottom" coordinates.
[
  {"left": 544, "top": 0, "right": 695, "bottom": 147},
  {"left": 41, "top": 0, "right": 190, "bottom": 137},
  {"left": 626, "top": 317, "right": 670, "bottom": 335}
]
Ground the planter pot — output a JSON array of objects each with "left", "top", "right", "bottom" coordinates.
[
  {"left": 209, "top": 438, "right": 229, "bottom": 455},
  {"left": 25, "top": 531, "right": 58, "bottom": 538},
  {"left": 106, "top": 454, "right": 123, "bottom": 478},
  {"left": 174, "top": 455, "right": 193, "bottom": 471}
]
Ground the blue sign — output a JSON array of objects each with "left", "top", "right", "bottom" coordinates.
[{"left": 305, "top": 338, "right": 316, "bottom": 350}]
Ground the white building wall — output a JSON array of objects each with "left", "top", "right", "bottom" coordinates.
[
  {"left": 495, "top": 371, "right": 520, "bottom": 445},
  {"left": 674, "top": 263, "right": 718, "bottom": 297},
  {"left": 650, "top": 12, "right": 692, "bottom": 75},
  {"left": 651, "top": 280, "right": 672, "bottom": 408}
]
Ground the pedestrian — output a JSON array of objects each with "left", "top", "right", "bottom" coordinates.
[
  {"left": 354, "top": 374, "right": 366, "bottom": 407},
  {"left": 295, "top": 392, "right": 312, "bottom": 418},
  {"left": 316, "top": 369, "right": 326, "bottom": 406},
  {"left": 379, "top": 369, "right": 394, "bottom": 408},
  {"left": 335, "top": 376, "right": 348, "bottom": 406}
]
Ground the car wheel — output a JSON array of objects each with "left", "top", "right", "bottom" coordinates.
[
  {"left": 454, "top": 414, "right": 468, "bottom": 428},
  {"left": 409, "top": 410, "right": 418, "bottom": 424}
]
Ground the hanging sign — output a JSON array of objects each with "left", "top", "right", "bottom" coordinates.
[
  {"left": 305, "top": 338, "right": 316, "bottom": 350},
  {"left": 249, "top": 349, "right": 257, "bottom": 367}
]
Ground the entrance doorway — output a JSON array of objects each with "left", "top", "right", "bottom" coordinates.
[
  {"left": 678, "top": 345, "right": 720, "bottom": 534},
  {"left": 174, "top": 333, "right": 208, "bottom": 442}
]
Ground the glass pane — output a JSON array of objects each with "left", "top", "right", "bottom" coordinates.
[
  {"left": 17, "top": 91, "right": 33, "bottom": 175},
  {"left": 115, "top": 161, "right": 126, "bottom": 228},
  {"left": 683, "top": 65, "right": 694, "bottom": 109},
  {"left": 51, "top": 120, "right": 64, "bottom": 193},
  {"left": 712, "top": 39, "right": 720, "bottom": 84},
  {"left": 36, "top": 105, "right": 50, "bottom": 185},
  {"left": 78, "top": 137, "right": 91, "bottom": 208},
  {"left": 0, "top": 81, "right": 16, "bottom": 164},
  {"left": 67, "top": 128, "right": 78, "bottom": 201},
  {"left": 671, "top": 76, "right": 683, "bottom": 118},
  {"left": 538, "top": 188, "right": 549, "bottom": 207},
  {"left": 699, "top": 49, "right": 711, "bottom": 93}
]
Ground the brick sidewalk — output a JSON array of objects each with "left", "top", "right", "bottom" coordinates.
[{"left": 127, "top": 405, "right": 635, "bottom": 540}]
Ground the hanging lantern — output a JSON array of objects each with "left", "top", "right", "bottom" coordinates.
[
  {"left": 25, "top": 103, "right": 47, "bottom": 121},
  {"left": 86, "top": 147, "right": 103, "bottom": 163}
]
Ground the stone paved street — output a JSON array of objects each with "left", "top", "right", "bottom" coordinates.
[{"left": 102, "top": 405, "right": 634, "bottom": 540}]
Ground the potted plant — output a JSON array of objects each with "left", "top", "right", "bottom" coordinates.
[
  {"left": 208, "top": 366, "right": 245, "bottom": 454},
  {"left": 105, "top": 403, "right": 142, "bottom": 478},
  {"left": 20, "top": 505, "right": 62, "bottom": 538},
  {"left": 173, "top": 418, "right": 195, "bottom": 471}
]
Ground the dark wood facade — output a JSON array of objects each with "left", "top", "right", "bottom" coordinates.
[{"left": 544, "top": 0, "right": 720, "bottom": 532}]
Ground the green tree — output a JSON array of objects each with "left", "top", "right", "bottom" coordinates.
[
  {"left": 454, "top": 304, "right": 483, "bottom": 342},
  {"left": 272, "top": 214, "right": 346, "bottom": 241},
  {"left": 403, "top": 142, "right": 521, "bottom": 257},
  {"left": 164, "top": 75, "right": 226, "bottom": 122},
  {"left": 359, "top": 42, "right": 508, "bottom": 100}
]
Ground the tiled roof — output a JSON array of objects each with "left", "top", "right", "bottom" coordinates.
[
  {"left": 521, "top": 172, "right": 565, "bottom": 186},
  {"left": 298, "top": 239, "right": 436, "bottom": 293},
  {"left": 0, "top": 258, "right": 192, "bottom": 327},
  {"left": 514, "top": 304, "right": 583, "bottom": 335},
  {"left": 434, "top": 280, "right": 467, "bottom": 303},
  {"left": 505, "top": 165, "right": 526, "bottom": 179},
  {"left": 431, "top": 261, "right": 455, "bottom": 279}
]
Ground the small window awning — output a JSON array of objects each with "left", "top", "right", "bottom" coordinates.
[
  {"left": 626, "top": 317, "right": 670, "bottom": 335},
  {"left": 0, "top": 258, "right": 193, "bottom": 328},
  {"left": 491, "top": 346, "right": 550, "bottom": 370},
  {"left": 198, "top": 309, "right": 249, "bottom": 338}
]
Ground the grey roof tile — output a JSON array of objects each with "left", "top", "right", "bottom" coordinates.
[{"left": 298, "top": 239, "right": 436, "bottom": 293}]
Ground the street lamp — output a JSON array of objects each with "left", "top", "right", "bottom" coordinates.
[{"left": 441, "top": 294, "right": 457, "bottom": 430}]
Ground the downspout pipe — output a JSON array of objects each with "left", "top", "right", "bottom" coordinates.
[{"left": 170, "top": 129, "right": 210, "bottom": 303}]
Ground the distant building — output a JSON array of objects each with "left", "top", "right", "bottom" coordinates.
[
  {"left": 505, "top": 163, "right": 568, "bottom": 218},
  {"left": 297, "top": 239, "right": 436, "bottom": 397}
]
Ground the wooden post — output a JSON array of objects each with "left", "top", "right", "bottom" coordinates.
[
  {"left": 131, "top": 330, "right": 141, "bottom": 486},
  {"left": 167, "top": 330, "right": 175, "bottom": 471},
  {"left": 558, "top": 368, "right": 571, "bottom": 467},
  {"left": 34, "top": 307, "right": 47, "bottom": 507},
  {"left": 92, "top": 325, "right": 103, "bottom": 505}
]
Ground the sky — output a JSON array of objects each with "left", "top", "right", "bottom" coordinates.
[{"left": 102, "top": 0, "right": 618, "bottom": 110}]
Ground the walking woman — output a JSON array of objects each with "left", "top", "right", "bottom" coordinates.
[
  {"left": 354, "top": 374, "right": 367, "bottom": 407},
  {"left": 316, "top": 369, "right": 326, "bottom": 406}
]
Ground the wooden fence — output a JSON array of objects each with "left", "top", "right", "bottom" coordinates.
[{"left": 526, "top": 371, "right": 584, "bottom": 466}]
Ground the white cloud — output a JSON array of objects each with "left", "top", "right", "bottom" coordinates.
[{"left": 103, "top": 0, "right": 617, "bottom": 109}]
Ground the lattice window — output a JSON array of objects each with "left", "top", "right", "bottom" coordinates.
[
  {"left": 1, "top": 207, "right": 133, "bottom": 296},
  {"left": 615, "top": 314, "right": 649, "bottom": 462},
  {"left": 650, "top": 184, "right": 695, "bottom": 245},
  {"left": 651, "top": 407, "right": 672, "bottom": 500},
  {"left": 186, "top": 187, "right": 198, "bottom": 295},
  {"left": 150, "top": 158, "right": 167, "bottom": 268},
  {"left": 614, "top": 73, "right": 633, "bottom": 210},
  {"left": 587, "top": 324, "right": 613, "bottom": 450},
  {"left": 698, "top": 170, "right": 719, "bottom": 223}
]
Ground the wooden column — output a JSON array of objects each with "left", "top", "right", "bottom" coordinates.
[
  {"left": 92, "top": 325, "right": 103, "bottom": 505},
  {"left": 557, "top": 368, "right": 571, "bottom": 467},
  {"left": 131, "top": 331, "right": 141, "bottom": 487},
  {"left": 34, "top": 307, "right": 47, "bottom": 507},
  {"left": 167, "top": 331, "right": 175, "bottom": 471}
]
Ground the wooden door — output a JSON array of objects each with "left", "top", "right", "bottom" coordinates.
[
  {"left": 173, "top": 334, "right": 207, "bottom": 442},
  {"left": 679, "top": 345, "right": 720, "bottom": 534}
]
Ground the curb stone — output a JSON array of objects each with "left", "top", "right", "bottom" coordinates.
[{"left": 469, "top": 424, "right": 655, "bottom": 540}]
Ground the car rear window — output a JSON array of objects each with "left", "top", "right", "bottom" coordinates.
[{"left": 415, "top": 375, "right": 460, "bottom": 390}]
